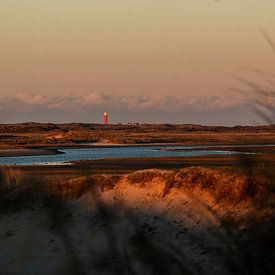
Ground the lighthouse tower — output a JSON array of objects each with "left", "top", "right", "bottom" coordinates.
[{"left": 104, "top": 112, "right": 108, "bottom": 125}]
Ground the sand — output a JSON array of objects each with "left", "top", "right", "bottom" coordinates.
[
  {"left": 0, "top": 148, "right": 61, "bottom": 158},
  {"left": 0, "top": 168, "right": 265, "bottom": 275}
]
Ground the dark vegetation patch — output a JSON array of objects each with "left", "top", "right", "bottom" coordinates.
[{"left": 127, "top": 170, "right": 164, "bottom": 185}]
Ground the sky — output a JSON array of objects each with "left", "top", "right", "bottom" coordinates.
[{"left": 0, "top": 0, "right": 274, "bottom": 125}]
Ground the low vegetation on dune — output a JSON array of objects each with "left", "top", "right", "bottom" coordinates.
[
  {"left": 1, "top": 123, "right": 275, "bottom": 149},
  {"left": 0, "top": 165, "right": 274, "bottom": 274},
  {"left": 1, "top": 166, "right": 273, "bottom": 211}
]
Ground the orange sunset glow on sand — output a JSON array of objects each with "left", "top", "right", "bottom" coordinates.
[{"left": 0, "top": 1, "right": 275, "bottom": 275}]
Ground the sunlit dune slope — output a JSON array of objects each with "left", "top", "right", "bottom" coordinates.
[{"left": 0, "top": 167, "right": 274, "bottom": 274}]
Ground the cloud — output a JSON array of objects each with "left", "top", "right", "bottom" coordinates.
[
  {"left": 0, "top": 92, "right": 247, "bottom": 112},
  {"left": 15, "top": 93, "right": 47, "bottom": 105},
  {"left": 0, "top": 92, "right": 263, "bottom": 125}
]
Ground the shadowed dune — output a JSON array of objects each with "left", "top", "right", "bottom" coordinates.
[{"left": 0, "top": 167, "right": 274, "bottom": 274}]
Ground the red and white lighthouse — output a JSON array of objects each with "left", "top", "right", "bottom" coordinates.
[{"left": 103, "top": 112, "right": 108, "bottom": 125}]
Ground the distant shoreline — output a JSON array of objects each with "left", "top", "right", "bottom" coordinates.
[
  {"left": 0, "top": 143, "right": 275, "bottom": 158},
  {"left": 0, "top": 143, "right": 192, "bottom": 158},
  {"left": 0, "top": 143, "right": 183, "bottom": 158},
  {"left": 0, "top": 148, "right": 62, "bottom": 158},
  {"left": 1, "top": 123, "right": 275, "bottom": 152}
]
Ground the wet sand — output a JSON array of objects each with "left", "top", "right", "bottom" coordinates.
[
  {"left": 1, "top": 145, "right": 274, "bottom": 179},
  {"left": 6, "top": 154, "right": 275, "bottom": 181},
  {"left": 0, "top": 148, "right": 62, "bottom": 158}
]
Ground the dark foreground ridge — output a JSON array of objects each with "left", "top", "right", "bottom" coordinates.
[{"left": 0, "top": 166, "right": 274, "bottom": 274}]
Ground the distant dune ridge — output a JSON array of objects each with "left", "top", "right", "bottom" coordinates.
[
  {"left": 0, "top": 123, "right": 275, "bottom": 151},
  {"left": 1, "top": 122, "right": 275, "bottom": 133}
]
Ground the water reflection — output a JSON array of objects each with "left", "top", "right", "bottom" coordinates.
[{"left": 0, "top": 146, "right": 245, "bottom": 166}]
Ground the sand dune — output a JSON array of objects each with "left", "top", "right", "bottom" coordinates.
[{"left": 0, "top": 168, "right": 274, "bottom": 274}]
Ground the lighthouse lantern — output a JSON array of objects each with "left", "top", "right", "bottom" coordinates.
[{"left": 104, "top": 112, "right": 108, "bottom": 125}]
